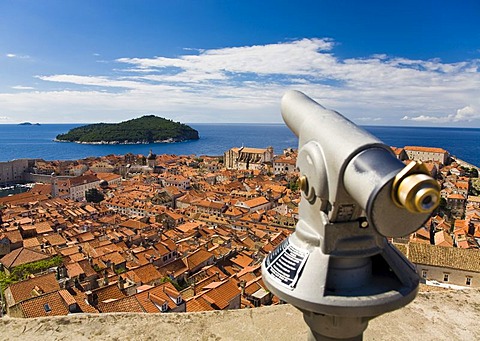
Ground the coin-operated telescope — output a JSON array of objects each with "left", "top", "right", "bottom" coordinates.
[{"left": 262, "top": 91, "right": 440, "bottom": 340}]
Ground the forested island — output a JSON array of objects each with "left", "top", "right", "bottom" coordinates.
[
  {"left": 55, "top": 115, "right": 199, "bottom": 144},
  {"left": 19, "top": 122, "right": 41, "bottom": 126}
]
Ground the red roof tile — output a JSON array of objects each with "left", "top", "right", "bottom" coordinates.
[
  {"left": 0, "top": 247, "right": 51, "bottom": 269},
  {"left": 5, "top": 273, "right": 60, "bottom": 307},
  {"left": 19, "top": 291, "right": 69, "bottom": 318}
]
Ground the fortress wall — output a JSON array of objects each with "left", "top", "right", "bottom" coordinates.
[{"left": 1, "top": 289, "right": 479, "bottom": 341}]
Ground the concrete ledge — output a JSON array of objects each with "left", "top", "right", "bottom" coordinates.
[{"left": 1, "top": 289, "right": 480, "bottom": 340}]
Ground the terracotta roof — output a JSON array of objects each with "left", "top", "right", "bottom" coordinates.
[
  {"left": 274, "top": 156, "right": 296, "bottom": 165},
  {"left": 93, "top": 283, "right": 126, "bottom": 303},
  {"left": 0, "top": 247, "right": 51, "bottom": 269},
  {"left": 69, "top": 287, "right": 99, "bottom": 313},
  {"left": 129, "top": 263, "right": 162, "bottom": 285},
  {"left": 407, "top": 242, "right": 480, "bottom": 272},
  {"left": 468, "top": 196, "right": 480, "bottom": 203},
  {"left": 33, "top": 222, "right": 54, "bottom": 234},
  {"left": 186, "top": 296, "right": 216, "bottom": 312},
  {"left": 447, "top": 193, "right": 466, "bottom": 200},
  {"left": 153, "top": 242, "right": 170, "bottom": 255},
  {"left": 135, "top": 282, "right": 182, "bottom": 312},
  {"left": 58, "top": 289, "right": 76, "bottom": 306},
  {"left": 97, "top": 296, "right": 145, "bottom": 313},
  {"left": 157, "top": 257, "right": 187, "bottom": 277},
  {"left": 185, "top": 249, "right": 214, "bottom": 270},
  {"left": 231, "top": 147, "right": 268, "bottom": 154},
  {"left": 230, "top": 253, "right": 254, "bottom": 269},
  {"left": 19, "top": 291, "right": 70, "bottom": 318},
  {"left": 101, "top": 251, "right": 126, "bottom": 266},
  {"left": 77, "top": 259, "right": 97, "bottom": 277},
  {"left": 245, "top": 280, "right": 262, "bottom": 296},
  {"left": 69, "top": 174, "right": 101, "bottom": 187},
  {"left": 3, "top": 230, "right": 23, "bottom": 244},
  {"left": 195, "top": 200, "right": 226, "bottom": 210},
  {"left": 434, "top": 230, "right": 453, "bottom": 247},
  {"left": 119, "top": 219, "right": 149, "bottom": 230},
  {"left": 243, "top": 196, "right": 269, "bottom": 208},
  {"left": 68, "top": 253, "right": 86, "bottom": 263},
  {"left": 96, "top": 172, "right": 122, "bottom": 182},
  {"left": 404, "top": 146, "right": 448, "bottom": 154},
  {"left": 176, "top": 221, "right": 204, "bottom": 233},
  {"left": 201, "top": 278, "right": 240, "bottom": 309},
  {"left": 5, "top": 273, "right": 60, "bottom": 307},
  {"left": 58, "top": 245, "right": 78, "bottom": 256},
  {"left": 43, "top": 233, "right": 67, "bottom": 246},
  {"left": 23, "top": 237, "right": 41, "bottom": 249},
  {"left": 66, "top": 262, "right": 85, "bottom": 278}
]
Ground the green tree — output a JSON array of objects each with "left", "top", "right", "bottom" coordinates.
[
  {"left": 85, "top": 188, "right": 104, "bottom": 203},
  {"left": 1, "top": 255, "right": 63, "bottom": 291},
  {"left": 287, "top": 176, "right": 300, "bottom": 192}
]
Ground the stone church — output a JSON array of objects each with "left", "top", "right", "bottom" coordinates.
[{"left": 224, "top": 146, "right": 274, "bottom": 170}]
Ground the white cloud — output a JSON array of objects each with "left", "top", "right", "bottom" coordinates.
[
  {"left": 35, "top": 74, "right": 151, "bottom": 89},
  {"left": 116, "top": 38, "right": 335, "bottom": 76},
  {"left": 6, "top": 53, "right": 30, "bottom": 59},
  {"left": 1, "top": 38, "right": 479, "bottom": 125},
  {"left": 0, "top": 116, "right": 9, "bottom": 120},
  {"left": 11, "top": 85, "right": 35, "bottom": 90},
  {"left": 402, "top": 105, "right": 480, "bottom": 123},
  {"left": 356, "top": 117, "right": 383, "bottom": 122}
]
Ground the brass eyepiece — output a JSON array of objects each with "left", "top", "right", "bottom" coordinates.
[
  {"left": 392, "top": 162, "right": 440, "bottom": 214},
  {"left": 397, "top": 173, "right": 440, "bottom": 213}
]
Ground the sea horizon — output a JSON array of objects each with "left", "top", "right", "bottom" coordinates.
[
  {"left": 1, "top": 123, "right": 480, "bottom": 167},
  {"left": 3, "top": 121, "right": 480, "bottom": 129}
]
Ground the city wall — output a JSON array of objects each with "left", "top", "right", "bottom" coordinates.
[
  {"left": 0, "top": 159, "right": 31, "bottom": 185},
  {"left": 24, "top": 173, "right": 71, "bottom": 184},
  {"left": 0, "top": 288, "right": 479, "bottom": 340}
]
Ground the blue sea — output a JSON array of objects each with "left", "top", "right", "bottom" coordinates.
[{"left": 0, "top": 124, "right": 480, "bottom": 166}]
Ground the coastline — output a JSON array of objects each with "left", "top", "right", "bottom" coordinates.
[
  {"left": 53, "top": 137, "right": 195, "bottom": 145},
  {"left": 1, "top": 124, "right": 479, "bottom": 164},
  {"left": 454, "top": 158, "right": 480, "bottom": 171}
]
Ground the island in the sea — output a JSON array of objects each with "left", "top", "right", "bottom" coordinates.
[
  {"left": 19, "top": 122, "right": 41, "bottom": 126},
  {"left": 55, "top": 115, "right": 199, "bottom": 144}
]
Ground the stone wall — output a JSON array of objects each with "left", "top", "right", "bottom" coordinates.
[{"left": 1, "top": 288, "right": 479, "bottom": 340}]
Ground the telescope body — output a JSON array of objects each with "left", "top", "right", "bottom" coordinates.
[{"left": 262, "top": 90, "right": 440, "bottom": 340}]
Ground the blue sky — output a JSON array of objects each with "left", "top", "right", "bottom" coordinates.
[{"left": 0, "top": 0, "right": 479, "bottom": 126}]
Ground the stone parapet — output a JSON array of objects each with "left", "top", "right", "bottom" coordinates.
[{"left": 1, "top": 289, "right": 479, "bottom": 340}]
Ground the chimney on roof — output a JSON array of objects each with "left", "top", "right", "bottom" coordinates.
[
  {"left": 86, "top": 291, "right": 98, "bottom": 306},
  {"left": 118, "top": 275, "right": 125, "bottom": 291},
  {"left": 239, "top": 280, "right": 246, "bottom": 296},
  {"left": 103, "top": 269, "right": 109, "bottom": 286}
]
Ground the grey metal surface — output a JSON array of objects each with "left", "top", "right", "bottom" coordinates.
[{"left": 262, "top": 90, "right": 439, "bottom": 340}]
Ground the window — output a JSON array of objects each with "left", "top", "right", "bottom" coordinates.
[
  {"left": 466, "top": 277, "right": 472, "bottom": 286},
  {"left": 421, "top": 270, "right": 427, "bottom": 279},
  {"left": 44, "top": 303, "right": 52, "bottom": 313},
  {"left": 443, "top": 273, "right": 449, "bottom": 282}
]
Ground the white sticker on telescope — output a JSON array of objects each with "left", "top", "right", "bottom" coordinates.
[{"left": 265, "top": 239, "right": 309, "bottom": 290}]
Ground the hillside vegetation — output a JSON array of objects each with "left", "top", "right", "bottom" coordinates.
[{"left": 55, "top": 115, "right": 199, "bottom": 144}]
